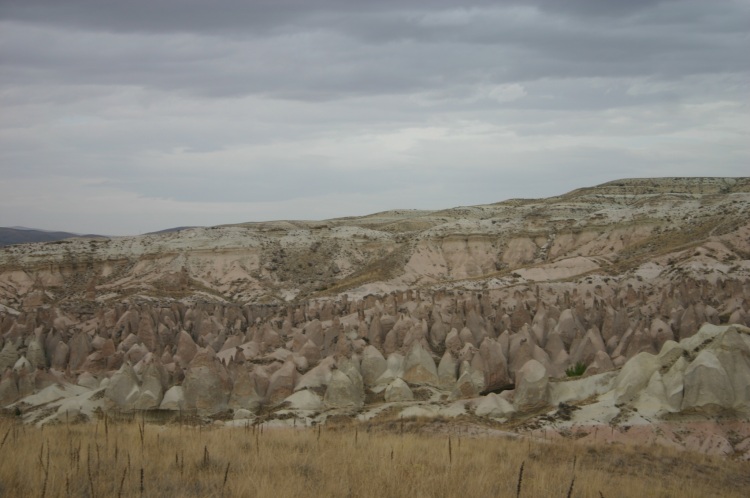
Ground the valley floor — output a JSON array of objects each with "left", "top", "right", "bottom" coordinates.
[{"left": 0, "top": 415, "right": 748, "bottom": 498}]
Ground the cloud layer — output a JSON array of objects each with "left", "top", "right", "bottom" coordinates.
[{"left": 1, "top": 0, "right": 748, "bottom": 234}]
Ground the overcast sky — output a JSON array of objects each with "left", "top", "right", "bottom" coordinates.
[{"left": 1, "top": 0, "right": 748, "bottom": 235}]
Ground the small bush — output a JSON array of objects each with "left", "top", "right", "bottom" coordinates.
[{"left": 565, "top": 362, "right": 587, "bottom": 377}]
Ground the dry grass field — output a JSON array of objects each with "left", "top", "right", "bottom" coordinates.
[{"left": 0, "top": 415, "right": 748, "bottom": 498}]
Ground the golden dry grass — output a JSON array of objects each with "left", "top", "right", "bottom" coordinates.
[{"left": 0, "top": 416, "right": 748, "bottom": 498}]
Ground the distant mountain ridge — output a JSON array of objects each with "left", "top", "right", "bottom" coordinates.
[{"left": 0, "top": 227, "right": 106, "bottom": 247}]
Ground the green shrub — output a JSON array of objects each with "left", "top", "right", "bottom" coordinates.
[{"left": 565, "top": 362, "right": 587, "bottom": 377}]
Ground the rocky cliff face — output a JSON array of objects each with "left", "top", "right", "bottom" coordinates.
[{"left": 1, "top": 177, "right": 749, "bottom": 441}]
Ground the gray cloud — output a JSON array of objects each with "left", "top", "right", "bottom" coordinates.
[{"left": 0, "top": 0, "right": 747, "bottom": 234}]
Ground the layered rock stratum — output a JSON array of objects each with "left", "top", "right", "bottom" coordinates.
[{"left": 1, "top": 177, "right": 749, "bottom": 457}]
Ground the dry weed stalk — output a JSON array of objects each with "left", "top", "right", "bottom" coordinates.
[
  {"left": 566, "top": 476, "right": 576, "bottom": 498},
  {"left": 516, "top": 460, "right": 525, "bottom": 498},
  {"left": 117, "top": 467, "right": 128, "bottom": 498},
  {"left": 223, "top": 462, "right": 231, "bottom": 491}
]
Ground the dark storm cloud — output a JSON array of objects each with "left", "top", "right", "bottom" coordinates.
[
  {"left": 2, "top": 0, "right": 746, "bottom": 104},
  {"left": 0, "top": 1, "right": 691, "bottom": 33}
]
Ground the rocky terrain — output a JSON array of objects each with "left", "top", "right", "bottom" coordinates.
[{"left": 1, "top": 177, "right": 749, "bottom": 458}]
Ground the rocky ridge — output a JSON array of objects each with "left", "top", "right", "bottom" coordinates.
[{"left": 1, "top": 177, "right": 749, "bottom": 457}]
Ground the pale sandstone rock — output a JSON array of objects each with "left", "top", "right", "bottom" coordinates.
[
  {"left": 136, "top": 360, "right": 166, "bottom": 409},
  {"left": 77, "top": 371, "right": 99, "bottom": 390},
  {"left": 360, "top": 345, "right": 387, "bottom": 387},
  {"left": 402, "top": 343, "right": 438, "bottom": 386},
  {"left": 284, "top": 389, "right": 323, "bottom": 411},
  {"left": 105, "top": 362, "right": 141, "bottom": 409},
  {"left": 324, "top": 369, "right": 364, "bottom": 408},
  {"left": 682, "top": 350, "right": 733, "bottom": 412},
  {"left": 475, "top": 393, "right": 515, "bottom": 419},
  {"left": 159, "top": 386, "right": 185, "bottom": 410},
  {"left": 613, "top": 352, "right": 660, "bottom": 404},
  {"left": 514, "top": 359, "right": 549, "bottom": 411},
  {"left": 26, "top": 338, "right": 46, "bottom": 369},
  {"left": 437, "top": 351, "right": 458, "bottom": 388},
  {"left": 13, "top": 356, "right": 31, "bottom": 372},
  {"left": 295, "top": 356, "right": 335, "bottom": 392},
  {"left": 375, "top": 353, "right": 405, "bottom": 386},
  {"left": 384, "top": 378, "right": 414, "bottom": 402},
  {"left": 450, "top": 365, "right": 482, "bottom": 399}
]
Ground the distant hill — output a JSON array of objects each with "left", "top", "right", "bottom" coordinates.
[
  {"left": 145, "top": 226, "right": 198, "bottom": 235},
  {"left": 0, "top": 227, "right": 106, "bottom": 247}
]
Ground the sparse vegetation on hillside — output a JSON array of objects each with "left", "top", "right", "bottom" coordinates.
[
  {"left": 0, "top": 416, "right": 747, "bottom": 498},
  {"left": 565, "top": 362, "right": 587, "bottom": 377}
]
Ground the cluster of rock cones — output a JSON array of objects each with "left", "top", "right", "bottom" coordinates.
[{"left": 1, "top": 177, "right": 749, "bottom": 457}]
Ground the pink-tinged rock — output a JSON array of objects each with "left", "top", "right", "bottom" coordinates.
[
  {"left": 80, "top": 350, "right": 110, "bottom": 373},
  {"left": 261, "top": 324, "right": 281, "bottom": 352},
  {"left": 368, "top": 316, "right": 383, "bottom": 347},
  {"left": 136, "top": 359, "right": 167, "bottom": 410},
  {"left": 125, "top": 343, "right": 148, "bottom": 365},
  {"left": 303, "top": 320, "right": 324, "bottom": 347},
  {"left": 510, "top": 305, "right": 532, "bottom": 332},
  {"left": 478, "top": 338, "right": 511, "bottom": 392},
  {"left": 458, "top": 327, "right": 475, "bottom": 347},
  {"left": 183, "top": 349, "right": 233, "bottom": 415},
  {"left": 220, "top": 334, "right": 244, "bottom": 352},
  {"left": 678, "top": 305, "right": 700, "bottom": 341},
  {"left": 445, "top": 328, "right": 462, "bottom": 355},
  {"left": 299, "top": 340, "right": 321, "bottom": 367},
  {"left": 266, "top": 360, "right": 298, "bottom": 405},
  {"left": 438, "top": 351, "right": 457, "bottom": 388},
  {"left": 728, "top": 308, "right": 748, "bottom": 326},
  {"left": 429, "top": 317, "right": 448, "bottom": 351},
  {"left": 51, "top": 341, "right": 69, "bottom": 370},
  {"left": 570, "top": 327, "right": 606, "bottom": 367},
  {"left": 174, "top": 331, "right": 197, "bottom": 368},
  {"left": 228, "top": 366, "right": 263, "bottom": 413},
  {"left": 137, "top": 315, "right": 158, "bottom": 352},
  {"left": 625, "top": 329, "right": 657, "bottom": 358},
  {"left": 118, "top": 333, "right": 139, "bottom": 353},
  {"left": 586, "top": 350, "right": 615, "bottom": 376},
  {"left": 650, "top": 318, "right": 674, "bottom": 345},
  {"left": 556, "top": 309, "right": 585, "bottom": 348},
  {"left": 0, "top": 369, "right": 19, "bottom": 405},
  {"left": 295, "top": 356, "right": 335, "bottom": 393},
  {"left": 68, "top": 332, "right": 92, "bottom": 371}
]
